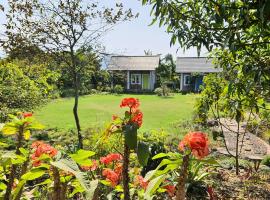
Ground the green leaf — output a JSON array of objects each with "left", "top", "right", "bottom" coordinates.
[
  {"left": 21, "top": 168, "right": 46, "bottom": 181},
  {"left": 27, "top": 121, "right": 45, "bottom": 130},
  {"left": 100, "top": 180, "right": 111, "bottom": 186},
  {"left": 19, "top": 148, "right": 29, "bottom": 157},
  {"left": 124, "top": 124, "right": 137, "bottom": 150},
  {"left": 51, "top": 158, "right": 98, "bottom": 199},
  {"left": 70, "top": 149, "right": 95, "bottom": 166},
  {"left": 0, "top": 182, "right": 7, "bottom": 190},
  {"left": 145, "top": 159, "right": 181, "bottom": 181},
  {"left": 145, "top": 174, "right": 166, "bottom": 198},
  {"left": 152, "top": 153, "right": 168, "bottom": 160},
  {"left": 0, "top": 141, "right": 8, "bottom": 147},
  {"left": 23, "top": 130, "right": 31, "bottom": 140},
  {"left": 2, "top": 125, "right": 18, "bottom": 135},
  {"left": 137, "top": 142, "right": 150, "bottom": 166}
]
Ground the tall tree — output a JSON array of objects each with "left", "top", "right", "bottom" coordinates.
[
  {"left": 2, "top": 0, "right": 137, "bottom": 149},
  {"left": 142, "top": 0, "right": 270, "bottom": 176},
  {"left": 142, "top": 0, "right": 270, "bottom": 95}
]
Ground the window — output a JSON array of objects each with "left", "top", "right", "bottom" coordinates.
[
  {"left": 184, "top": 75, "right": 191, "bottom": 86},
  {"left": 131, "top": 74, "right": 141, "bottom": 84}
]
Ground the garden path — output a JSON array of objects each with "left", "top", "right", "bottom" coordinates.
[{"left": 215, "top": 118, "right": 270, "bottom": 160}]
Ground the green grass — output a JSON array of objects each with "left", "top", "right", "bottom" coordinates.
[{"left": 35, "top": 94, "right": 198, "bottom": 132}]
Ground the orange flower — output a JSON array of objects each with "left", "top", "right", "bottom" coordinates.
[
  {"left": 31, "top": 141, "right": 58, "bottom": 166},
  {"left": 178, "top": 132, "right": 209, "bottom": 159},
  {"left": 131, "top": 109, "right": 143, "bottom": 127},
  {"left": 100, "top": 153, "right": 122, "bottom": 165},
  {"left": 102, "top": 168, "right": 120, "bottom": 187},
  {"left": 134, "top": 175, "right": 149, "bottom": 190},
  {"left": 120, "top": 98, "right": 140, "bottom": 109},
  {"left": 22, "top": 112, "right": 33, "bottom": 118}
]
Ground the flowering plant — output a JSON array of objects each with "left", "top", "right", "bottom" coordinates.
[
  {"left": 0, "top": 113, "right": 99, "bottom": 200},
  {"left": 102, "top": 98, "right": 150, "bottom": 200},
  {"left": 144, "top": 131, "right": 217, "bottom": 199}
]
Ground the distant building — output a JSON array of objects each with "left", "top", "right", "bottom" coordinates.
[
  {"left": 108, "top": 55, "right": 160, "bottom": 92},
  {"left": 176, "top": 57, "right": 222, "bottom": 92}
]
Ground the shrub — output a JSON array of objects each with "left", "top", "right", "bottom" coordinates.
[
  {"left": 113, "top": 84, "right": 124, "bottom": 94},
  {"left": 0, "top": 63, "right": 42, "bottom": 122},
  {"left": 154, "top": 87, "right": 163, "bottom": 96},
  {"left": 104, "top": 86, "right": 112, "bottom": 93},
  {"left": 90, "top": 89, "right": 98, "bottom": 94},
  {"left": 154, "top": 85, "right": 171, "bottom": 96}
]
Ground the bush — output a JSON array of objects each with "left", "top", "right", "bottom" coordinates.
[
  {"left": 90, "top": 89, "right": 99, "bottom": 94},
  {"left": 113, "top": 84, "right": 124, "bottom": 94},
  {"left": 104, "top": 86, "right": 112, "bottom": 93},
  {"left": 0, "top": 63, "right": 42, "bottom": 122},
  {"left": 154, "top": 87, "right": 163, "bottom": 96},
  {"left": 154, "top": 85, "right": 171, "bottom": 96}
]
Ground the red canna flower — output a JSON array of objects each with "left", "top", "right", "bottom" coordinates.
[
  {"left": 100, "top": 153, "right": 122, "bottom": 165},
  {"left": 102, "top": 168, "right": 120, "bottom": 187},
  {"left": 22, "top": 112, "right": 33, "bottom": 118},
  {"left": 131, "top": 109, "right": 143, "bottom": 127},
  {"left": 178, "top": 132, "right": 209, "bottom": 159},
  {"left": 120, "top": 98, "right": 140, "bottom": 109},
  {"left": 163, "top": 184, "right": 176, "bottom": 197},
  {"left": 31, "top": 141, "right": 58, "bottom": 166},
  {"left": 134, "top": 175, "right": 149, "bottom": 190}
]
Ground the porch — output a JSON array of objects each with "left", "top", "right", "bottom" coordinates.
[{"left": 127, "top": 70, "right": 155, "bottom": 92}]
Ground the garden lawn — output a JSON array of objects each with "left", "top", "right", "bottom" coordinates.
[{"left": 35, "top": 94, "right": 198, "bottom": 132}]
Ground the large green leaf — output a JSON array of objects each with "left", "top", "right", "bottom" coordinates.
[
  {"left": 124, "top": 124, "right": 137, "bottom": 150},
  {"left": 144, "top": 174, "right": 166, "bottom": 198},
  {"left": 51, "top": 157, "right": 98, "bottom": 199},
  {"left": 145, "top": 158, "right": 181, "bottom": 181},
  {"left": 2, "top": 124, "right": 18, "bottom": 135},
  {"left": 21, "top": 168, "right": 46, "bottom": 181},
  {"left": 137, "top": 142, "right": 150, "bottom": 166},
  {"left": 0, "top": 182, "right": 6, "bottom": 190},
  {"left": 70, "top": 149, "right": 95, "bottom": 166}
]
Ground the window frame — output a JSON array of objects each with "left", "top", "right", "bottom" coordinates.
[{"left": 130, "top": 74, "right": 141, "bottom": 85}]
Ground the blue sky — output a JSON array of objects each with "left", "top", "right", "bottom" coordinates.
[{"left": 0, "top": 0, "right": 208, "bottom": 58}]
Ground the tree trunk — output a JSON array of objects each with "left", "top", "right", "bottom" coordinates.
[
  {"left": 73, "top": 73, "right": 83, "bottom": 149},
  {"left": 4, "top": 126, "right": 24, "bottom": 199},
  {"left": 176, "top": 154, "right": 189, "bottom": 200},
  {"left": 122, "top": 144, "right": 130, "bottom": 200}
]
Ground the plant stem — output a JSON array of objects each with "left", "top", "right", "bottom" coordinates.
[
  {"left": 14, "top": 159, "right": 29, "bottom": 200},
  {"left": 4, "top": 126, "right": 24, "bottom": 199},
  {"left": 52, "top": 166, "right": 62, "bottom": 200},
  {"left": 122, "top": 143, "right": 130, "bottom": 200},
  {"left": 176, "top": 154, "right": 190, "bottom": 200},
  {"left": 235, "top": 122, "right": 240, "bottom": 175}
]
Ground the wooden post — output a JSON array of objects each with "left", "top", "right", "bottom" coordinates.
[{"left": 127, "top": 71, "right": 130, "bottom": 90}]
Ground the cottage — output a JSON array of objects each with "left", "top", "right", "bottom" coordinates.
[
  {"left": 108, "top": 55, "right": 160, "bottom": 92},
  {"left": 176, "top": 57, "right": 222, "bottom": 92}
]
